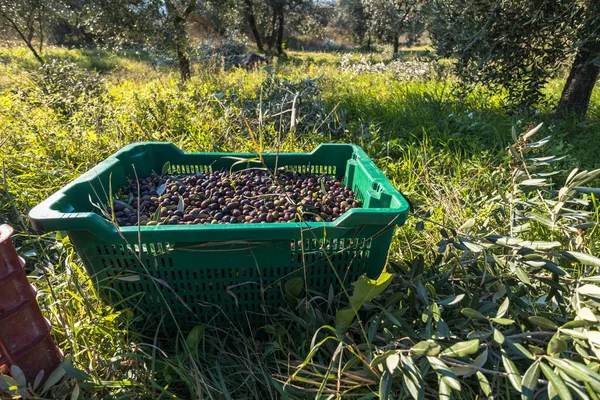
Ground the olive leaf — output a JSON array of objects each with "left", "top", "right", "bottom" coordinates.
[
  {"left": 521, "top": 360, "right": 540, "bottom": 400},
  {"left": 461, "top": 308, "right": 487, "bottom": 320},
  {"left": 113, "top": 199, "right": 134, "bottom": 210},
  {"left": 496, "top": 297, "right": 510, "bottom": 318},
  {"left": 335, "top": 271, "right": 393, "bottom": 333},
  {"left": 476, "top": 371, "right": 492, "bottom": 398},
  {"left": 161, "top": 161, "right": 171, "bottom": 176},
  {"left": 177, "top": 195, "right": 185, "bottom": 212},
  {"left": 10, "top": 365, "right": 26, "bottom": 387},
  {"left": 385, "top": 353, "right": 400, "bottom": 373},
  {"left": 379, "top": 370, "right": 392, "bottom": 400},
  {"left": 540, "top": 363, "right": 572, "bottom": 400},
  {"left": 437, "top": 294, "right": 465, "bottom": 306},
  {"left": 153, "top": 206, "right": 162, "bottom": 222},
  {"left": 502, "top": 350, "right": 522, "bottom": 392},
  {"left": 440, "top": 339, "right": 479, "bottom": 358},
  {"left": 411, "top": 341, "right": 442, "bottom": 357},
  {"left": 576, "top": 284, "right": 600, "bottom": 298},
  {"left": 427, "top": 357, "right": 461, "bottom": 391},
  {"left": 547, "top": 357, "right": 600, "bottom": 392},
  {"left": 563, "top": 252, "right": 600, "bottom": 267}
]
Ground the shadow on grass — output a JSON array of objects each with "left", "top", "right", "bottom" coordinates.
[
  {"left": 326, "top": 81, "right": 600, "bottom": 169},
  {"left": 0, "top": 46, "right": 152, "bottom": 73}
]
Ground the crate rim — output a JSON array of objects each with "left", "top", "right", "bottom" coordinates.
[{"left": 29, "top": 142, "right": 410, "bottom": 236}]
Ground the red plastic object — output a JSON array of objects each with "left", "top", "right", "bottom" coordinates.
[{"left": 0, "top": 224, "right": 63, "bottom": 382}]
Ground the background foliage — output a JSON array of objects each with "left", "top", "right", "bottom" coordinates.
[
  {"left": 2, "top": 0, "right": 598, "bottom": 115},
  {"left": 427, "top": 0, "right": 599, "bottom": 115}
]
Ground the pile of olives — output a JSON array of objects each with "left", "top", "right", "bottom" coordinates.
[{"left": 108, "top": 169, "right": 362, "bottom": 226}]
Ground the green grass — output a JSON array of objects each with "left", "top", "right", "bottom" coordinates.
[{"left": 1, "top": 46, "right": 600, "bottom": 399}]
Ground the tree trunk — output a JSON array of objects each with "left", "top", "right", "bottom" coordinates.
[
  {"left": 0, "top": 10, "right": 44, "bottom": 65},
  {"left": 176, "top": 41, "right": 191, "bottom": 82},
  {"left": 393, "top": 7, "right": 411, "bottom": 57},
  {"left": 275, "top": 11, "right": 285, "bottom": 56},
  {"left": 166, "top": 0, "right": 195, "bottom": 82},
  {"left": 173, "top": 16, "right": 191, "bottom": 81},
  {"left": 266, "top": 11, "right": 278, "bottom": 51},
  {"left": 555, "top": 2, "right": 600, "bottom": 119},
  {"left": 25, "top": 10, "right": 35, "bottom": 43},
  {"left": 38, "top": 16, "right": 44, "bottom": 53},
  {"left": 243, "top": 0, "right": 264, "bottom": 52},
  {"left": 556, "top": 47, "right": 599, "bottom": 118}
]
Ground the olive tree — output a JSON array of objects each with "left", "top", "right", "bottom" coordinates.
[
  {"left": 164, "top": 0, "right": 197, "bottom": 81},
  {"left": 428, "top": 0, "right": 599, "bottom": 118},
  {"left": 335, "top": 0, "right": 425, "bottom": 52},
  {"left": 555, "top": 1, "right": 600, "bottom": 118},
  {"left": 240, "top": 0, "right": 314, "bottom": 55},
  {"left": 1, "top": 0, "right": 164, "bottom": 63},
  {"left": 336, "top": 0, "right": 370, "bottom": 48},
  {"left": 362, "top": 0, "right": 424, "bottom": 54},
  {"left": 0, "top": 0, "right": 68, "bottom": 64},
  {"left": 49, "top": 0, "right": 162, "bottom": 49}
]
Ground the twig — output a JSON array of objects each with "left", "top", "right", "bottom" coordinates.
[
  {"left": 440, "top": 356, "right": 549, "bottom": 385},
  {"left": 506, "top": 331, "right": 555, "bottom": 341}
]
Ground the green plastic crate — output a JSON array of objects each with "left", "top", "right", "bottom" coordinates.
[{"left": 29, "top": 143, "right": 409, "bottom": 328}]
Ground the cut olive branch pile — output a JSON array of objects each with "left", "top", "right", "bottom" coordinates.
[{"left": 108, "top": 169, "right": 362, "bottom": 226}]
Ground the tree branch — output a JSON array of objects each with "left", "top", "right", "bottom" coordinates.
[
  {"left": 506, "top": 331, "right": 556, "bottom": 341},
  {"left": 182, "top": 0, "right": 196, "bottom": 18},
  {"left": 441, "top": 356, "right": 549, "bottom": 385},
  {"left": 0, "top": 7, "right": 44, "bottom": 64}
]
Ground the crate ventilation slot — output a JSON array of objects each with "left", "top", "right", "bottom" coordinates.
[
  {"left": 98, "top": 239, "right": 370, "bottom": 324},
  {"left": 282, "top": 164, "right": 337, "bottom": 175},
  {"left": 168, "top": 164, "right": 213, "bottom": 174}
]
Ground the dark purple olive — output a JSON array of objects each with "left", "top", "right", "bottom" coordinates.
[{"left": 108, "top": 169, "right": 361, "bottom": 226}]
